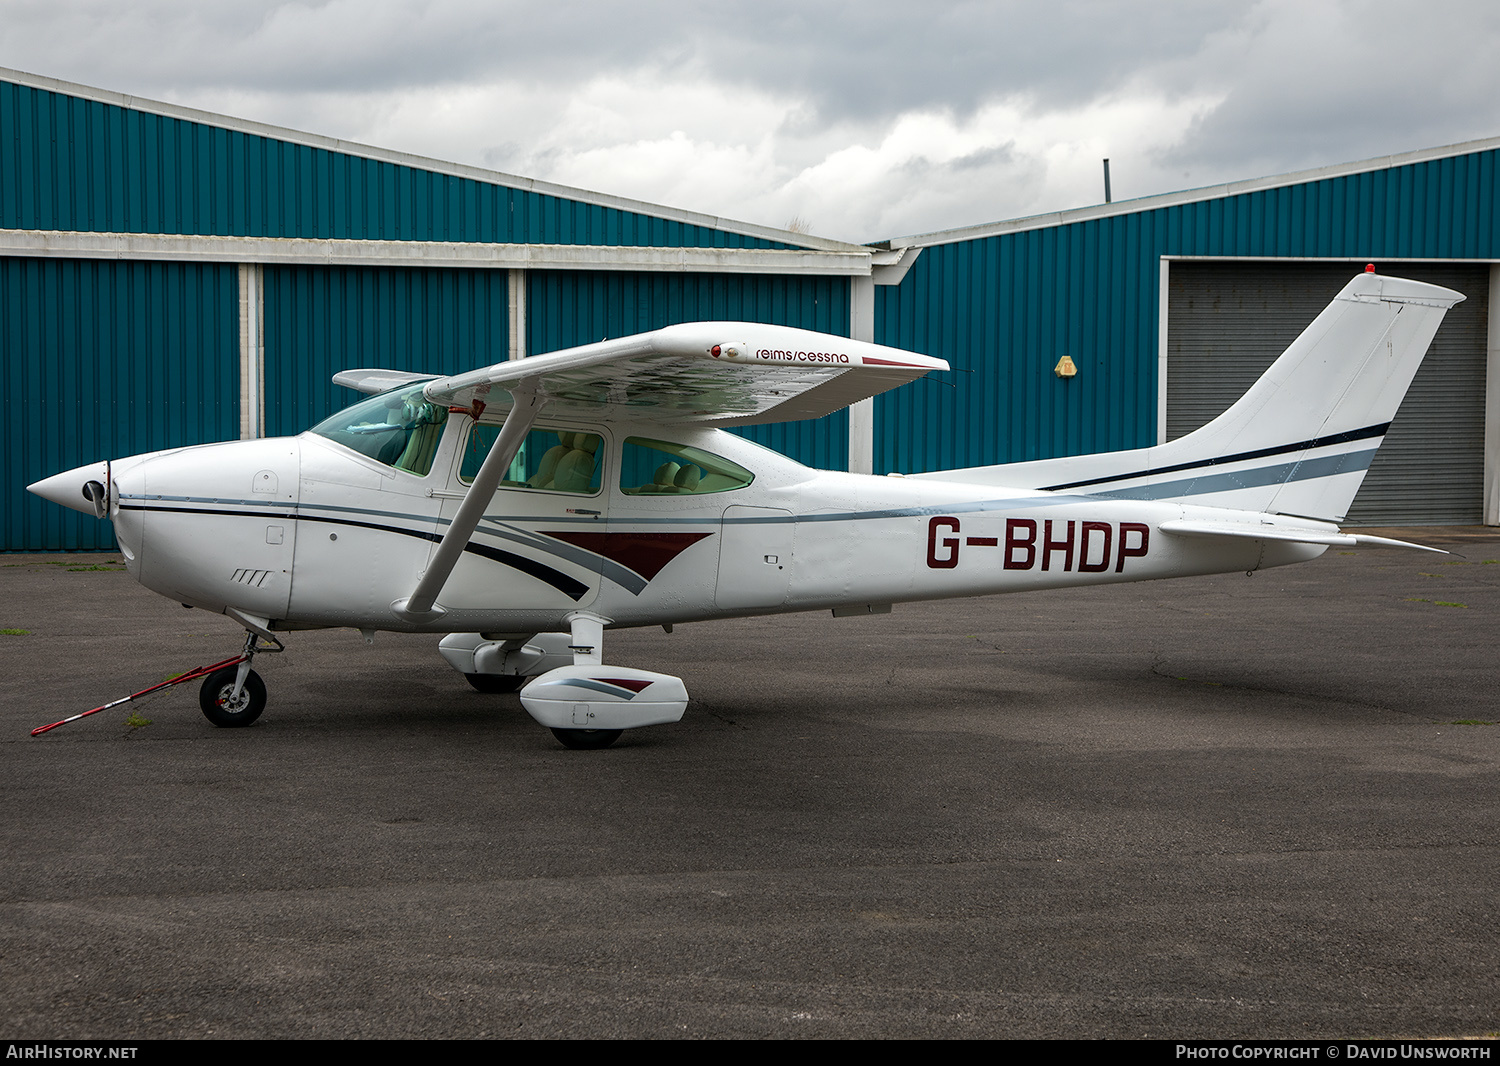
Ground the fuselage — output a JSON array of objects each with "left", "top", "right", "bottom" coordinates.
[{"left": 41, "top": 409, "right": 1324, "bottom": 636}]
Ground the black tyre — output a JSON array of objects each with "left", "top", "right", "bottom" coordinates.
[
  {"left": 464, "top": 672, "right": 527, "bottom": 694},
  {"left": 550, "top": 727, "right": 623, "bottom": 750},
  {"left": 199, "top": 667, "right": 266, "bottom": 727}
]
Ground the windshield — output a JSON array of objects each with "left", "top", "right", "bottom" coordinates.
[{"left": 310, "top": 385, "right": 450, "bottom": 476}]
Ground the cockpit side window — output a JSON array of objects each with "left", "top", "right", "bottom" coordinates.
[
  {"left": 460, "top": 426, "right": 605, "bottom": 495},
  {"left": 619, "top": 438, "right": 754, "bottom": 495},
  {"left": 310, "top": 385, "right": 449, "bottom": 476}
]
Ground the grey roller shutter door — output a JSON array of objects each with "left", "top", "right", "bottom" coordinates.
[{"left": 1166, "top": 261, "right": 1489, "bottom": 525}]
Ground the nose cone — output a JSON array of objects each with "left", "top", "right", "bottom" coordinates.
[{"left": 28, "top": 460, "right": 111, "bottom": 516}]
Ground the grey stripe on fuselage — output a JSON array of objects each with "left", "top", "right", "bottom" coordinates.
[{"left": 1079, "top": 448, "right": 1377, "bottom": 502}]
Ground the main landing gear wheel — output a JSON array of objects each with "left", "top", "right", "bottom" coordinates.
[
  {"left": 550, "top": 727, "right": 623, "bottom": 750},
  {"left": 199, "top": 667, "right": 266, "bottom": 727},
  {"left": 464, "top": 673, "right": 527, "bottom": 694}
]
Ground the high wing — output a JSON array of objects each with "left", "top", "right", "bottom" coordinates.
[
  {"left": 331, "top": 369, "right": 441, "bottom": 395},
  {"left": 418, "top": 322, "right": 949, "bottom": 425},
  {"left": 392, "top": 322, "right": 947, "bottom": 623}
]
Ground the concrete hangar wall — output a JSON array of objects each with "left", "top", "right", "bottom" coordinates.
[
  {"left": 4, "top": 67, "right": 1500, "bottom": 550},
  {"left": 0, "top": 67, "right": 912, "bottom": 550}
]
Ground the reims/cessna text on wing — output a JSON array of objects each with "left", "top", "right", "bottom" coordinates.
[{"left": 29, "top": 269, "right": 1462, "bottom": 748}]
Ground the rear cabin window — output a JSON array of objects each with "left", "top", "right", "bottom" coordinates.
[
  {"left": 619, "top": 438, "right": 754, "bottom": 495},
  {"left": 310, "top": 385, "right": 449, "bottom": 476},
  {"left": 460, "top": 427, "right": 604, "bottom": 495}
]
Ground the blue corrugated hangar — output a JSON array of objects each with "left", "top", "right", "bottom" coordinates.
[{"left": 3, "top": 65, "right": 1498, "bottom": 550}]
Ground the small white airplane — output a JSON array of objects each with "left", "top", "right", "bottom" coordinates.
[{"left": 29, "top": 268, "right": 1462, "bottom": 748}]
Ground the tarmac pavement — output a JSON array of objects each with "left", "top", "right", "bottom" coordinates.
[{"left": 1, "top": 530, "right": 1497, "bottom": 1039}]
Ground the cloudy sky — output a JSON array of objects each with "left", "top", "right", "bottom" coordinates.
[{"left": 4, "top": 0, "right": 1500, "bottom": 244}]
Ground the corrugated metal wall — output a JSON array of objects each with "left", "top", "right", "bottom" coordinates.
[
  {"left": 875, "top": 150, "right": 1500, "bottom": 476},
  {"left": 529, "top": 271, "right": 852, "bottom": 470},
  {"left": 1, "top": 258, "right": 238, "bottom": 550},
  {"left": 263, "top": 266, "right": 509, "bottom": 437},
  {"left": 875, "top": 222, "right": 1154, "bottom": 473},
  {"left": 1, "top": 71, "right": 844, "bottom": 551},
  {"left": 0, "top": 78, "right": 788, "bottom": 248},
  {"left": 7, "top": 68, "right": 1500, "bottom": 546}
]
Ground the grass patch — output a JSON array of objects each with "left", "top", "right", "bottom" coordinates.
[
  {"left": 1434, "top": 601, "right": 1469, "bottom": 608},
  {"left": 1, "top": 628, "right": 31, "bottom": 635},
  {"left": 1451, "top": 719, "right": 1495, "bottom": 726},
  {"left": 123, "top": 712, "right": 152, "bottom": 729},
  {"left": 66, "top": 564, "right": 123, "bottom": 572}
]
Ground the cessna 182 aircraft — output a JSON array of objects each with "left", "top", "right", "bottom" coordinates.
[{"left": 28, "top": 269, "right": 1462, "bottom": 748}]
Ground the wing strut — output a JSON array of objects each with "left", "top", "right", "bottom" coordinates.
[{"left": 392, "top": 387, "right": 547, "bottom": 623}]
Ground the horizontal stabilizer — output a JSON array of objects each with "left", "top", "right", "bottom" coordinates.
[{"left": 1159, "top": 519, "right": 1446, "bottom": 554}]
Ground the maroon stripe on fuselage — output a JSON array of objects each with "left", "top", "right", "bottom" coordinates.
[{"left": 540, "top": 531, "right": 714, "bottom": 581}]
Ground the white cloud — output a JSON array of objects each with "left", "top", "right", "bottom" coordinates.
[
  {"left": 4, "top": 0, "right": 1500, "bottom": 242},
  {"left": 473, "top": 78, "right": 1224, "bottom": 241}
]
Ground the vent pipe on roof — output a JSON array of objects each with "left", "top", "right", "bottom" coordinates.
[{"left": 1103, "top": 158, "right": 1112, "bottom": 204}]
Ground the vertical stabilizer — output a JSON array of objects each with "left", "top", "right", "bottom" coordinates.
[{"left": 917, "top": 272, "right": 1465, "bottom": 521}]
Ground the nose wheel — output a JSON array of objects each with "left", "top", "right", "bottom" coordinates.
[
  {"left": 199, "top": 667, "right": 266, "bottom": 727},
  {"left": 198, "top": 630, "right": 280, "bottom": 727}
]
